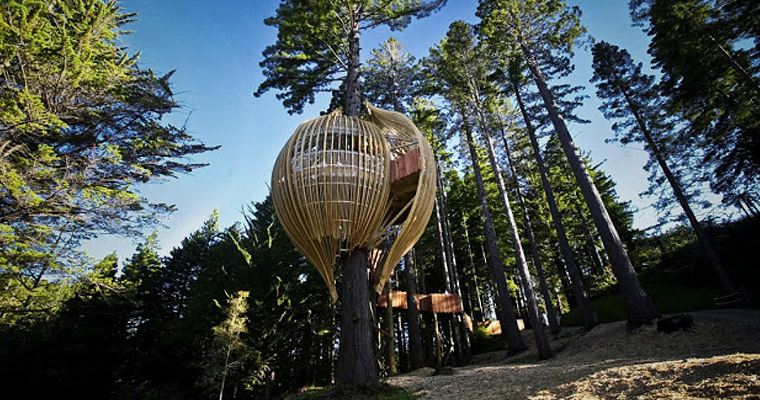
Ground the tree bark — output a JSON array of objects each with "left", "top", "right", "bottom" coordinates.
[
  {"left": 463, "top": 126, "right": 527, "bottom": 355},
  {"left": 404, "top": 251, "right": 425, "bottom": 370},
  {"left": 520, "top": 42, "right": 659, "bottom": 328},
  {"left": 479, "top": 123, "right": 553, "bottom": 359},
  {"left": 336, "top": 249, "right": 377, "bottom": 388},
  {"left": 433, "top": 194, "right": 464, "bottom": 366},
  {"left": 345, "top": 20, "right": 361, "bottom": 117},
  {"left": 500, "top": 127, "right": 561, "bottom": 334},
  {"left": 383, "top": 278, "right": 396, "bottom": 375},
  {"left": 574, "top": 200, "right": 606, "bottom": 275},
  {"left": 512, "top": 79, "right": 599, "bottom": 331},
  {"left": 465, "top": 226, "right": 486, "bottom": 322},
  {"left": 437, "top": 169, "right": 469, "bottom": 363}
]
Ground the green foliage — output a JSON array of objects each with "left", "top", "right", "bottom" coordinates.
[
  {"left": 478, "top": 0, "right": 587, "bottom": 79},
  {"left": 200, "top": 291, "right": 253, "bottom": 399},
  {"left": 254, "top": 0, "right": 445, "bottom": 114},
  {"left": 363, "top": 38, "right": 420, "bottom": 111},
  {"left": 0, "top": 0, "right": 217, "bottom": 325},
  {"left": 469, "top": 325, "right": 504, "bottom": 354},
  {"left": 632, "top": 0, "right": 760, "bottom": 204},
  {"left": 591, "top": 40, "right": 707, "bottom": 224}
]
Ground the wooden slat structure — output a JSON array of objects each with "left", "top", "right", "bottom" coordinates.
[
  {"left": 377, "top": 291, "right": 524, "bottom": 333},
  {"left": 271, "top": 104, "right": 436, "bottom": 300},
  {"left": 378, "top": 291, "right": 464, "bottom": 314}
]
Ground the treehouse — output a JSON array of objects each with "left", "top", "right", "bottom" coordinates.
[{"left": 271, "top": 104, "right": 436, "bottom": 300}]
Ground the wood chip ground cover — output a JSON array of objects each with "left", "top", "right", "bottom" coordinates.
[{"left": 386, "top": 313, "right": 760, "bottom": 399}]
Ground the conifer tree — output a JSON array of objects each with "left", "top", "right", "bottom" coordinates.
[
  {"left": 591, "top": 41, "right": 736, "bottom": 294},
  {"left": 479, "top": 0, "right": 659, "bottom": 327},
  {"left": 0, "top": 0, "right": 217, "bottom": 323},
  {"left": 631, "top": 0, "right": 760, "bottom": 205},
  {"left": 256, "top": 0, "right": 446, "bottom": 388}
]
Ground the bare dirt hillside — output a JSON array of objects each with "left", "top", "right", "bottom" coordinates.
[{"left": 387, "top": 310, "right": 760, "bottom": 399}]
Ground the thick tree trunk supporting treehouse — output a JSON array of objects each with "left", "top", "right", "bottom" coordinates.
[
  {"left": 512, "top": 79, "right": 599, "bottom": 331},
  {"left": 464, "top": 127, "right": 527, "bottom": 355},
  {"left": 404, "top": 251, "right": 425, "bottom": 370},
  {"left": 501, "top": 129, "right": 560, "bottom": 334},
  {"left": 336, "top": 249, "right": 377, "bottom": 388},
  {"left": 383, "top": 279, "right": 396, "bottom": 375},
  {"left": 610, "top": 71, "right": 737, "bottom": 295},
  {"left": 335, "top": 21, "right": 378, "bottom": 389},
  {"left": 521, "top": 42, "right": 659, "bottom": 328},
  {"left": 480, "top": 127, "right": 553, "bottom": 359},
  {"left": 345, "top": 22, "right": 361, "bottom": 118}
]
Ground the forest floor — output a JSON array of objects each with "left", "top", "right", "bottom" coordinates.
[{"left": 386, "top": 309, "right": 760, "bottom": 399}]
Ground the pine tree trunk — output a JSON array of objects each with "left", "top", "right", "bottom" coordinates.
[
  {"left": 512, "top": 79, "right": 599, "bottom": 331},
  {"left": 405, "top": 251, "right": 425, "bottom": 370},
  {"left": 520, "top": 42, "right": 659, "bottom": 328},
  {"left": 500, "top": 127, "right": 561, "bottom": 334},
  {"left": 383, "top": 279, "right": 396, "bottom": 375},
  {"left": 574, "top": 201, "right": 606, "bottom": 275},
  {"left": 345, "top": 21, "right": 361, "bottom": 117},
  {"left": 463, "top": 127, "right": 527, "bottom": 354},
  {"left": 432, "top": 312, "right": 442, "bottom": 368},
  {"left": 704, "top": 31, "right": 760, "bottom": 99},
  {"left": 437, "top": 169, "right": 470, "bottom": 363},
  {"left": 479, "top": 125, "right": 553, "bottom": 359},
  {"left": 433, "top": 194, "right": 464, "bottom": 365},
  {"left": 465, "top": 226, "right": 486, "bottom": 322},
  {"left": 335, "top": 16, "right": 379, "bottom": 389},
  {"left": 611, "top": 70, "right": 737, "bottom": 294},
  {"left": 336, "top": 249, "right": 377, "bottom": 388}
]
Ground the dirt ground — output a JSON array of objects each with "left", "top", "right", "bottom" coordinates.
[{"left": 386, "top": 310, "right": 760, "bottom": 399}]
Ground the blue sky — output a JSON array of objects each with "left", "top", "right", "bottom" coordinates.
[{"left": 85, "top": 0, "right": 678, "bottom": 261}]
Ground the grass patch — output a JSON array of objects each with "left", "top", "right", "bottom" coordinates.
[
  {"left": 469, "top": 325, "right": 504, "bottom": 354},
  {"left": 284, "top": 382, "right": 418, "bottom": 400},
  {"left": 561, "top": 270, "right": 722, "bottom": 327}
]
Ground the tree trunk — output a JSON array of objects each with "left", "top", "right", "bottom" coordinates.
[
  {"left": 404, "top": 251, "right": 425, "bottom": 370},
  {"left": 395, "top": 276, "right": 407, "bottom": 372},
  {"left": 703, "top": 31, "right": 760, "bottom": 100},
  {"left": 611, "top": 69, "right": 737, "bottom": 295},
  {"left": 345, "top": 21, "right": 361, "bottom": 117},
  {"left": 383, "top": 278, "right": 396, "bottom": 375},
  {"left": 463, "top": 126, "right": 527, "bottom": 354},
  {"left": 512, "top": 79, "right": 599, "bottom": 331},
  {"left": 521, "top": 42, "right": 659, "bottom": 328},
  {"left": 437, "top": 169, "right": 469, "bottom": 364},
  {"left": 433, "top": 195, "right": 464, "bottom": 366},
  {"left": 465, "top": 226, "right": 486, "bottom": 322},
  {"left": 478, "top": 124, "right": 553, "bottom": 359},
  {"left": 336, "top": 249, "right": 377, "bottom": 388},
  {"left": 432, "top": 312, "right": 442, "bottom": 368},
  {"left": 574, "top": 201, "right": 606, "bottom": 275},
  {"left": 219, "top": 345, "right": 231, "bottom": 400},
  {"left": 500, "top": 127, "right": 561, "bottom": 334}
]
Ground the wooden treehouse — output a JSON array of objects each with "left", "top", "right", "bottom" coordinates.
[
  {"left": 271, "top": 104, "right": 436, "bottom": 299},
  {"left": 378, "top": 290, "right": 525, "bottom": 334}
]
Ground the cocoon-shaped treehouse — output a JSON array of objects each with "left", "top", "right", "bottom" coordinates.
[{"left": 271, "top": 104, "right": 436, "bottom": 300}]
